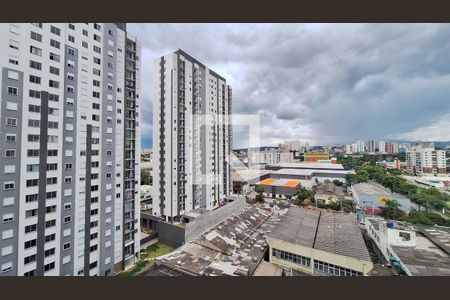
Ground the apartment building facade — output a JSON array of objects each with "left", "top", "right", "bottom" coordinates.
[
  {"left": 249, "top": 149, "right": 295, "bottom": 166},
  {"left": 406, "top": 147, "right": 446, "bottom": 175},
  {"left": 153, "top": 49, "right": 232, "bottom": 222},
  {"left": 0, "top": 23, "right": 140, "bottom": 276}
]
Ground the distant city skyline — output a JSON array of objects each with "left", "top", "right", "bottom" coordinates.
[{"left": 129, "top": 23, "right": 450, "bottom": 149}]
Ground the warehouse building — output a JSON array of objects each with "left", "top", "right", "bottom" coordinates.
[
  {"left": 365, "top": 218, "right": 450, "bottom": 276},
  {"left": 351, "top": 183, "right": 411, "bottom": 221},
  {"left": 253, "top": 164, "right": 351, "bottom": 199},
  {"left": 256, "top": 178, "right": 301, "bottom": 199},
  {"left": 266, "top": 206, "right": 373, "bottom": 276}
]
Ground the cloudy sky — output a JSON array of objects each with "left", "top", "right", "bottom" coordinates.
[{"left": 128, "top": 23, "right": 450, "bottom": 149}]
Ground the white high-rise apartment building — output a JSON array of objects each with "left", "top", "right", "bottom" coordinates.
[
  {"left": 153, "top": 49, "right": 232, "bottom": 222},
  {"left": 356, "top": 140, "right": 365, "bottom": 153},
  {"left": 378, "top": 140, "right": 386, "bottom": 154},
  {"left": 280, "top": 140, "right": 301, "bottom": 152},
  {"left": 248, "top": 148, "right": 294, "bottom": 166},
  {"left": 406, "top": 147, "right": 446, "bottom": 175},
  {"left": 0, "top": 23, "right": 140, "bottom": 276}
]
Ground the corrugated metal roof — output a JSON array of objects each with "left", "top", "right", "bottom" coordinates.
[{"left": 268, "top": 206, "right": 372, "bottom": 262}]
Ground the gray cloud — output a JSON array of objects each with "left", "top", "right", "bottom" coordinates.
[{"left": 128, "top": 23, "right": 450, "bottom": 149}]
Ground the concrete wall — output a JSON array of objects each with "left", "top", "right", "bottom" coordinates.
[
  {"left": 157, "top": 222, "right": 186, "bottom": 248},
  {"left": 185, "top": 197, "right": 246, "bottom": 243}
]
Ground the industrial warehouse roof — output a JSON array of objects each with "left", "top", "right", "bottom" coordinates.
[
  {"left": 271, "top": 168, "right": 350, "bottom": 176},
  {"left": 352, "top": 183, "right": 412, "bottom": 213},
  {"left": 267, "top": 206, "right": 372, "bottom": 262},
  {"left": 352, "top": 183, "right": 391, "bottom": 196},
  {"left": 269, "top": 162, "right": 345, "bottom": 170},
  {"left": 232, "top": 169, "right": 270, "bottom": 183},
  {"left": 391, "top": 228, "right": 450, "bottom": 276},
  {"left": 257, "top": 178, "right": 301, "bottom": 187},
  {"left": 156, "top": 205, "right": 283, "bottom": 276}
]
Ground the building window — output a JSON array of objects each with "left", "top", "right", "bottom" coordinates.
[
  {"left": 24, "top": 254, "right": 36, "bottom": 265},
  {"left": 30, "top": 45, "right": 42, "bottom": 56},
  {"left": 30, "top": 31, "right": 42, "bottom": 42},
  {"left": 25, "top": 209, "right": 38, "bottom": 218},
  {"left": 9, "top": 55, "right": 19, "bottom": 65},
  {"left": 25, "top": 194, "right": 38, "bottom": 203},
  {"left": 5, "top": 134, "right": 16, "bottom": 143},
  {"left": 49, "top": 66, "right": 60, "bottom": 75},
  {"left": 7, "top": 86, "right": 18, "bottom": 95},
  {"left": 29, "top": 75, "right": 41, "bottom": 84},
  {"left": 50, "top": 39, "right": 60, "bottom": 49},
  {"left": 5, "top": 150, "right": 16, "bottom": 158},
  {"left": 24, "top": 239, "right": 36, "bottom": 249},
  {"left": 28, "top": 104, "right": 41, "bottom": 113},
  {"left": 6, "top": 118, "right": 17, "bottom": 127},
  {"left": 63, "top": 242, "right": 71, "bottom": 250},
  {"left": 49, "top": 52, "right": 60, "bottom": 62},
  {"left": 50, "top": 25, "right": 61, "bottom": 36},
  {"left": 49, "top": 80, "right": 59, "bottom": 88},
  {"left": 29, "top": 60, "right": 42, "bottom": 70},
  {"left": 44, "top": 262, "right": 55, "bottom": 272}
]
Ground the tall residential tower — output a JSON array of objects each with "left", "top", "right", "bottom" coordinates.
[
  {"left": 0, "top": 23, "right": 140, "bottom": 276},
  {"left": 153, "top": 49, "right": 232, "bottom": 222}
]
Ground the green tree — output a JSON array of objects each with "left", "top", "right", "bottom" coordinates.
[
  {"left": 291, "top": 187, "right": 315, "bottom": 206},
  {"left": 255, "top": 186, "right": 265, "bottom": 203},
  {"left": 381, "top": 199, "right": 403, "bottom": 220},
  {"left": 333, "top": 179, "right": 343, "bottom": 186},
  {"left": 141, "top": 170, "right": 151, "bottom": 185},
  {"left": 345, "top": 173, "right": 357, "bottom": 186}
]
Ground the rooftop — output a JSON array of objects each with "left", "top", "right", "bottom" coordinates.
[
  {"left": 271, "top": 168, "right": 350, "bottom": 177},
  {"left": 156, "top": 205, "right": 284, "bottom": 276},
  {"left": 232, "top": 169, "right": 270, "bottom": 183},
  {"left": 352, "top": 183, "right": 391, "bottom": 196},
  {"left": 391, "top": 231, "right": 450, "bottom": 276},
  {"left": 253, "top": 261, "right": 283, "bottom": 276},
  {"left": 269, "top": 162, "right": 345, "bottom": 170},
  {"left": 257, "top": 178, "right": 301, "bottom": 188},
  {"left": 316, "top": 183, "right": 345, "bottom": 197},
  {"left": 267, "top": 206, "right": 372, "bottom": 262}
]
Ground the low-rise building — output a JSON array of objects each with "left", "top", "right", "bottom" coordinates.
[
  {"left": 253, "top": 162, "right": 351, "bottom": 200},
  {"left": 365, "top": 218, "right": 450, "bottom": 276},
  {"left": 232, "top": 169, "right": 270, "bottom": 194},
  {"left": 266, "top": 206, "right": 373, "bottom": 276},
  {"left": 248, "top": 148, "right": 295, "bottom": 167},
  {"left": 154, "top": 205, "right": 281, "bottom": 276},
  {"left": 315, "top": 183, "right": 345, "bottom": 205},
  {"left": 351, "top": 183, "right": 411, "bottom": 221},
  {"left": 304, "top": 152, "right": 330, "bottom": 162}
]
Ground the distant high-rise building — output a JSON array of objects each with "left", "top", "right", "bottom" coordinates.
[
  {"left": 378, "top": 141, "right": 386, "bottom": 154},
  {"left": 399, "top": 143, "right": 411, "bottom": 153},
  {"left": 366, "top": 139, "right": 375, "bottom": 152},
  {"left": 352, "top": 143, "right": 358, "bottom": 154},
  {"left": 356, "top": 140, "right": 365, "bottom": 153},
  {"left": 345, "top": 145, "right": 353, "bottom": 154},
  {"left": 385, "top": 142, "right": 399, "bottom": 154},
  {"left": 406, "top": 147, "right": 446, "bottom": 175},
  {"left": 152, "top": 49, "right": 232, "bottom": 222},
  {"left": 279, "top": 140, "right": 301, "bottom": 152},
  {"left": 0, "top": 23, "right": 141, "bottom": 276},
  {"left": 249, "top": 149, "right": 294, "bottom": 166}
]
